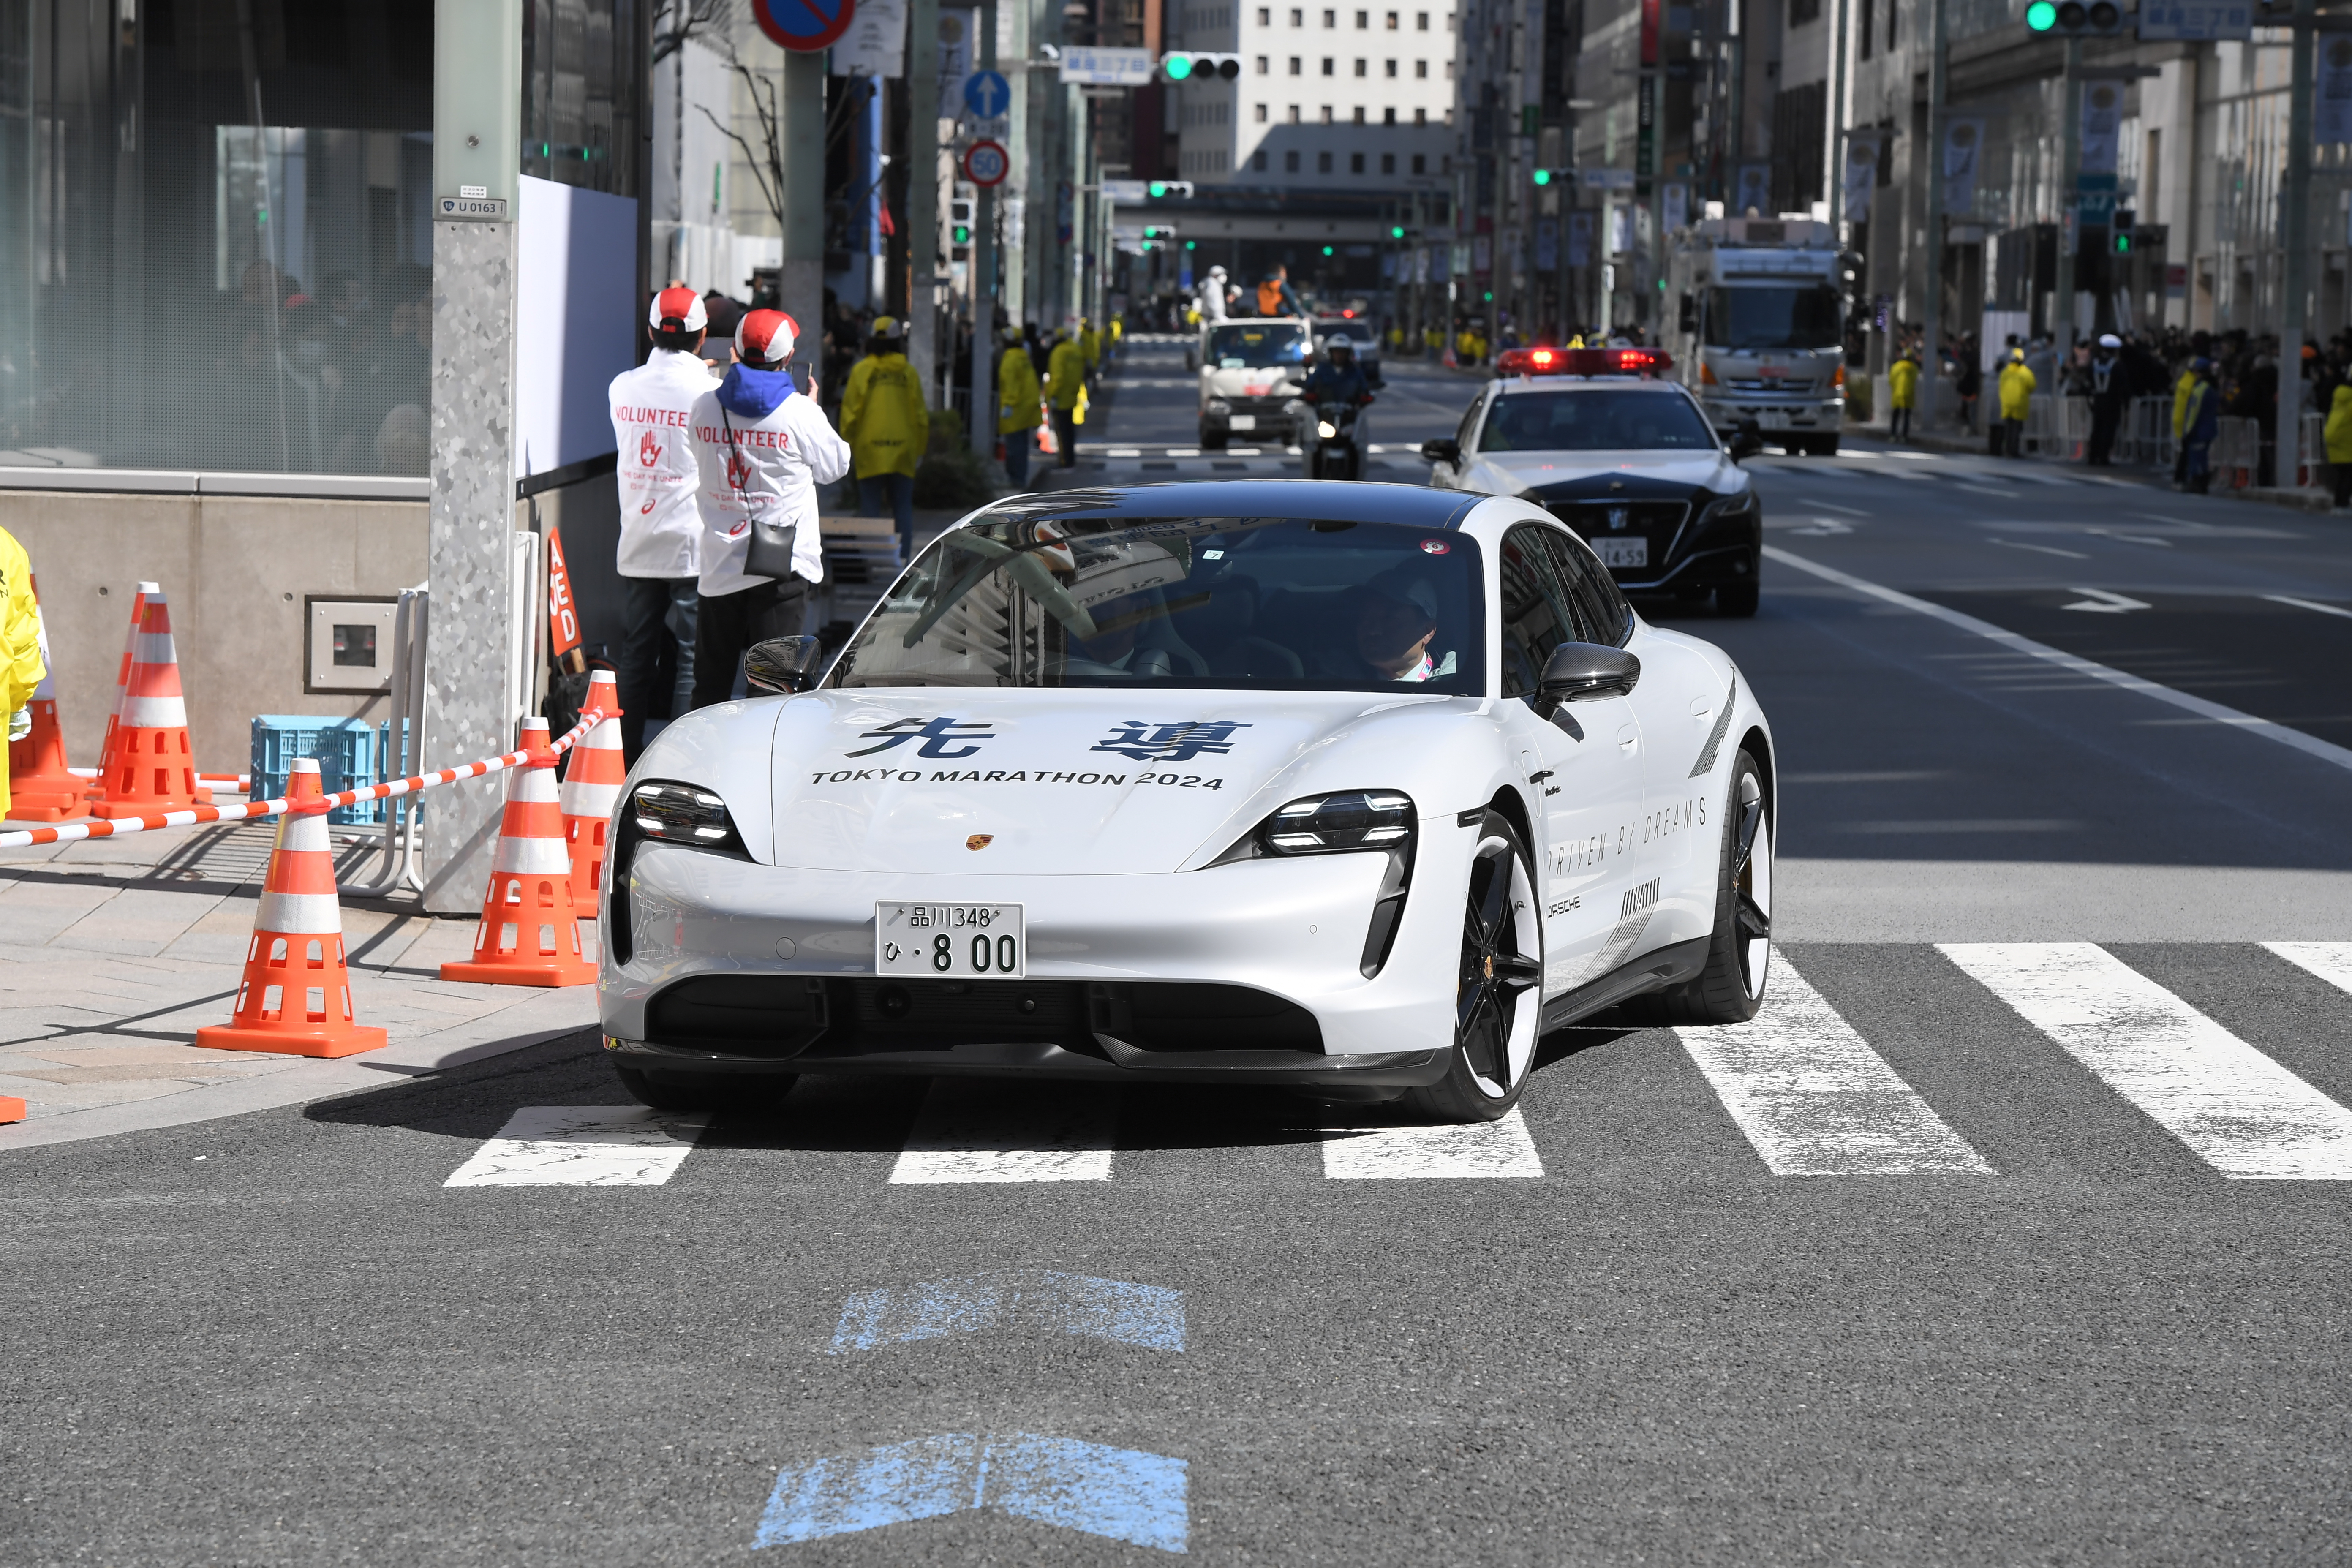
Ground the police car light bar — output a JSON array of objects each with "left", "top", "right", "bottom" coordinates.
[{"left": 1494, "top": 346, "right": 1674, "bottom": 378}]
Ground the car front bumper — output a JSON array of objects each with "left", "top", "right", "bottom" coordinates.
[{"left": 601, "top": 843, "right": 1462, "bottom": 1086}]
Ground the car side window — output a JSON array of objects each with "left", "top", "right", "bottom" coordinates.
[
  {"left": 1498, "top": 524, "right": 1580, "bottom": 697},
  {"left": 1543, "top": 529, "right": 1634, "bottom": 647},
  {"left": 1457, "top": 392, "right": 1486, "bottom": 453}
]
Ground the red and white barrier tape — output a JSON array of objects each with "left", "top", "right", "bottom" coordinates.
[
  {"left": 0, "top": 709, "right": 606, "bottom": 853},
  {"left": 65, "top": 768, "right": 250, "bottom": 787}
]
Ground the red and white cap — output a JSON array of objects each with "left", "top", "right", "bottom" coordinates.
[
  {"left": 648, "top": 285, "right": 709, "bottom": 334},
  {"left": 737, "top": 308, "right": 799, "bottom": 368}
]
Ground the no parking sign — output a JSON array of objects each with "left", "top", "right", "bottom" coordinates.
[
  {"left": 962, "top": 139, "right": 1010, "bottom": 188},
  {"left": 753, "top": 0, "right": 856, "bottom": 52}
]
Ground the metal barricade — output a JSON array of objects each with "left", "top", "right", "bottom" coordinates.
[
  {"left": 2126, "top": 395, "right": 2175, "bottom": 470},
  {"left": 2295, "top": 411, "right": 2329, "bottom": 491}
]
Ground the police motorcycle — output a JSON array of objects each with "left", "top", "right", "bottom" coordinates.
[{"left": 1295, "top": 336, "right": 1376, "bottom": 480}]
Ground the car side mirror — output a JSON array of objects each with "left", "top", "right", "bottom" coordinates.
[
  {"left": 1420, "top": 437, "right": 1461, "bottom": 466},
  {"left": 1727, "top": 418, "right": 1765, "bottom": 463},
  {"left": 1533, "top": 642, "right": 1642, "bottom": 715},
  {"left": 743, "top": 634, "right": 825, "bottom": 695}
]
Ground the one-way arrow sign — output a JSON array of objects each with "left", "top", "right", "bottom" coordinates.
[{"left": 964, "top": 69, "right": 1010, "bottom": 119}]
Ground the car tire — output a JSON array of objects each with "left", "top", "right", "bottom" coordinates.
[
  {"left": 1645, "top": 749, "right": 1772, "bottom": 1025},
  {"left": 614, "top": 1064, "right": 796, "bottom": 1113},
  {"left": 1813, "top": 434, "right": 1840, "bottom": 457},
  {"left": 1716, "top": 579, "right": 1760, "bottom": 617},
  {"left": 1406, "top": 809, "right": 1545, "bottom": 1123},
  {"left": 1200, "top": 425, "right": 1228, "bottom": 450}
]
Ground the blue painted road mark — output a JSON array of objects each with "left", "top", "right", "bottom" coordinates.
[
  {"left": 829, "top": 1271, "right": 1185, "bottom": 1353},
  {"left": 754, "top": 1432, "right": 1188, "bottom": 1553}
]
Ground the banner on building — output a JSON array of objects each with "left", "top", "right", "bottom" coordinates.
[
  {"left": 2135, "top": 3, "right": 2252, "bottom": 41},
  {"left": 1662, "top": 182, "right": 1688, "bottom": 233},
  {"left": 1609, "top": 205, "right": 1634, "bottom": 256},
  {"left": 1472, "top": 234, "right": 1492, "bottom": 274},
  {"left": 1732, "top": 163, "right": 1770, "bottom": 216},
  {"left": 2320, "top": 36, "right": 2352, "bottom": 143},
  {"left": 1942, "top": 117, "right": 1985, "bottom": 218},
  {"left": 834, "top": 0, "right": 907, "bottom": 76},
  {"left": 1842, "top": 133, "right": 1881, "bottom": 223},
  {"left": 1535, "top": 217, "right": 1560, "bottom": 270},
  {"left": 1567, "top": 211, "right": 1593, "bottom": 268},
  {"left": 2079, "top": 83, "right": 2121, "bottom": 175}
]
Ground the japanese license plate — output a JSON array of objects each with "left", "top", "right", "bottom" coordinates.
[
  {"left": 1757, "top": 408, "right": 1791, "bottom": 429},
  {"left": 875, "top": 902, "right": 1026, "bottom": 978},
  {"left": 1228, "top": 414, "right": 1258, "bottom": 430},
  {"left": 1591, "top": 536, "right": 1648, "bottom": 569}
]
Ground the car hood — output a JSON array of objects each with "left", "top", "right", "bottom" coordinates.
[
  {"left": 1477, "top": 449, "right": 1737, "bottom": 495},
  {"left": 765, "top": 688, "right": 1472, "bottom": 874}
]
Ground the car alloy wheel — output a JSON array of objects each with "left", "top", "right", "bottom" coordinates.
[
  {"left": 1410, "top": 811, "right": 1544, "bottom": 1121},
  {"left": 1729, "top": 766, "right": 1772, "bottom": 1001},
  {"left": 1644, "top": 749, "right": 1772, "bottom": 1025}
]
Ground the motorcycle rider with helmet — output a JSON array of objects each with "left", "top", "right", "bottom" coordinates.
[{"left": 1298, "top": 335, "right": 1375, "bottom": 478}]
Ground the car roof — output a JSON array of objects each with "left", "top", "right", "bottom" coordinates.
[
  {"left": 972, "top": 480, "right": 1486, "bottom": 531},
  {"left": 1489, "top": 376, "right": 1691, "bottom": 398}
]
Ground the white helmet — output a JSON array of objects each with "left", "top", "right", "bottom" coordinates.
[{"left": 1208, "top": 265, "right": 1227, "bottom": 278}]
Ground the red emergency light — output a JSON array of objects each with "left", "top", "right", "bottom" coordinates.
[{"left": 1495, "top": 346, "right": 1674, "bottom": 378}]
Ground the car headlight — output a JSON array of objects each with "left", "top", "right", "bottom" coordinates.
[
  {"left": 1207, "top": 397, "right": 1232, "bottom": 415},
  {"left": 1318, "top": 421, "right": 1338, "bottom": 439},
  {"left": 627, "top": 780, "right": 747, "bottom": 855},
  {"left": 1699, "top": 489, "right": 1759, "bottom": 526},
  {"left": 1266, "top": 790, "right": 1414, "bottom": 853}
]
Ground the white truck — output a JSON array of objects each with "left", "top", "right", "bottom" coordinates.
[{"left": 1664, "top": 216, "right": 1847, "bottom": 456}]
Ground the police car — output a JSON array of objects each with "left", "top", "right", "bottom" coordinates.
[
  {"left": 601, "top": 480, "right": 1777, "bottom": 1124},
  {"left": 1421, "top": 346, "right": 1767, "bottom": 617}
]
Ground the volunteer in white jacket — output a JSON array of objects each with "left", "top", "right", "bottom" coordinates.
[
  {"left": 607, "top": 284, "right": 717, "bottom": 761},
  {"left": 686, "top": 307, "right": 852, "bottom": 709}
]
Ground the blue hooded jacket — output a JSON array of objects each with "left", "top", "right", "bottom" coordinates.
[{"left": 716, "top": 363, "right": 797, "bottom": 421}]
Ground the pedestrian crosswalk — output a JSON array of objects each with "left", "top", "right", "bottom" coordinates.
[{"left": 439, "top": 944, "right": 2352, "bottom": 1189}]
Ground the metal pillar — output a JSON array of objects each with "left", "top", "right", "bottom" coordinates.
[
  {"left": 970, "top": 0, "right": 1002, "bottom": 449},
  {"left": 1916, "top": 0, "right": 1948, "bottom": 432},
  {"left": 2053, "top": 38, "right": 2082, "bottom": 359},
  {"left": 781, "top": 51, "right": 827, "bottom": 360},
  {"left": 422, "top": 0, "right": 523, "bottom": 913},
  {"left": 2278, "top": 0, "right": 2317, "bottom": 491},
  {"left": 908, "top": 0, "right": 943, "bottom": 400}
]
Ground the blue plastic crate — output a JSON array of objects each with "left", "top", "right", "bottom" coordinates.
[{"left": 249, "top": 717, "right": 411, "bottom": 826}]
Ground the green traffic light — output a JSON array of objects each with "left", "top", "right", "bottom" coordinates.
[
  {"left": 1390, "top": 226, "right": 1405, "bottom": 238},
  {"left": 1532, "top": 169, "right": 1552, "bottom": 187},
  {"left": 1148, "top": 180, "right": 1168, "bottom": 198},
  {"left": 2115, "top": 233, "right": 2131, "bottom": 254},
  {"left": 1321, "top": 245, "right": 1334, "bottom": 256},
  {"left": 1185, "top": 240, "right": 1196, "bottom": 250},
  {"left": 953, "top": 225, "right": 970, "bottom": 244},
  {"left": 1482, "top": 291, "right": 1493, "bottom": 302},
  {"left": 2026, "top": 0, "right": 2057, "bottom": 29},
  {"left": 1165, "top": 53, "right": 1195, "bottom": 80}
]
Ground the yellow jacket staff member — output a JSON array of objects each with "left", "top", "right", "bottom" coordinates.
[
  {"left": 997, "top": 327, "right": 1043, "bottom": 490},
  {"left": 1045, "top": 331, "right": 1088, "bottom": 470},
  {"left": 0, "top": 525, "right": 45, "bottom": 819},
  {"left": 1997, "top": 353, "right": 2036, "bottom": 419},
  {"left": 838, "top": 316, "right": 930, "bottom": 562},
  {"left": 1888, "top": 350, "right": 1920, "bottom": 441}
]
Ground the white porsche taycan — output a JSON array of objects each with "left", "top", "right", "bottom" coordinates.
[{"left": 600, "top": 480, "right": 1775, "bottom": 1122}]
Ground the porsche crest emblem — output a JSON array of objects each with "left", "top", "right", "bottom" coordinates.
[{"left": 966, "top": 834, "right": 995, "bottom": 851}]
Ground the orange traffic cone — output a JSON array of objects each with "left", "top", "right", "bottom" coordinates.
[
  {"left": 558, "top": 670, "right": 626, "bottom": 917},
  {"left": 0, "top": 1097, "right": 22, "bottom": 1124},
  {"left": 6, "top": 575, "right": 90, "bottom": 821},
  {"left": 86, "top": 583, "right": 151, "bottom": 805},
  {"left": 94, "top": 588, "right": 205, "bottom": 819},
  {"left": 440, "top": 718, "right": 599, "bottom": 987},
  {"left": 193, "top": 759, "right": 389, "bottom": 1059}
]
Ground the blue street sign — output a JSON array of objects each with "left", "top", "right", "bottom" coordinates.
[
  {"left": 964, "top": 70, "right": 1011, "bottom": 119},
  {"left": 753, "top": 0, "right": 855, "bottom": 53}
]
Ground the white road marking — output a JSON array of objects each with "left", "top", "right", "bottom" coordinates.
[
  {"left": 1942, "top": 942, "right": 2352, "bottom": 1179},
  {"left": 889, "top": 1081, "right": 1117, "bottom": 1183},
  {"left": 444, "top": 1105, "right": 707, "bottom": 1187},
  {"left": 1957, "top": 482, "right": 2023, "bottom": 498},
  {"left": 1105, "top": 448, "right": 1142, "bottom": 457},
  {"left": 1765, "top": 546, "right": 2352, "bottom": 776},
  {"left": 1988, "top": 536, "right": 2091, "bottom": 559},
  {"left": 2265, "top": 594, "right": 2352, "bottom": 621},
  {"left": 1320, "top": 1105, "right": 1545, "bottom": 1178},
  {"left": 1676, "top": 961, "right": 1991, "bottom": 1176},
  {"left": 1885, "top": 449, "right": 1939, "bottom": 460},
  {"left": 2061, "top": 588, "right": 2151, "bottom": 613},
  {"left": 2260, "top": 942, "right": 2352, "bottom": 995},
  {"left": 1799, "top": 498, "right": 1869, "bottom": 515}
]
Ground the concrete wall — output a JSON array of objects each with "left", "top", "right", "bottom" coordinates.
[{"left": 1, "top": 493, "right": 428, "bottom": 776}]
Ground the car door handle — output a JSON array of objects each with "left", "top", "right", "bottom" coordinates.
[{"left": 1617, "top": 724, "right": 1637, "bottom": 751}]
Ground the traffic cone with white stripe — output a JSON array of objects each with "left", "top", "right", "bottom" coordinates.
[
  {"left": 94, "top": 587, "right": 206, "bottom": 819},
  {"left": 440, "top": 718, "right": 599, "bottom": 987},
  {"left": 6, "top": 575, "right": 90, "bottom": 821},
  {"left": 558, "top": 670, "right": 626, "bottom": 917},
  {"left": 85, "top": 582, "right": 151, "bottom": 806},
  {"left": 194, "top": 759, "right": 388, "bottom": 1058},
  {"left": 0, "top": 1096, "right": 22, "bottom": 1124}
]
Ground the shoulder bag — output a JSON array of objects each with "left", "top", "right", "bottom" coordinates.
[{"left": 717, "top": 403, "right": 800, "bottom": 581}]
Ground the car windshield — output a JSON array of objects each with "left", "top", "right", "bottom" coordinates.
[
  {"left": 1704, "top": 284, "right": 1844, "bottom": 351},
  {"left": 1208, "top": 323, "right": 1308, "bottom": 368},
  {"left": 830, "top": 513, "right": 1487, "bottom": 693},
  {"left": 1477, "top": 389, "right": 1719, "bottom": 452}
]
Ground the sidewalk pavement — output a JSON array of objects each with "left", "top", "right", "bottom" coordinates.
[
  {"left": 1846, "top": 423, "right": 2338, "bottom": 513},
  {"left": 0, "top": 812, "right": 598, "bottom": 1151}
]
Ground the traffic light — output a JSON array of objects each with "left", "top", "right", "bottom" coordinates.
[
  {"left": 1390, "top": 225, "right": 1407, "bottom": 239},
  {"left": 1160, "top": 52, "right": 1242, "bottom": 81},
  {"left": 2112, "top": 208, "right": 2134, "bottom": 256},
  {"left": 1142, "top": 224, "right": 1178, "bottom": 252},
  {"left": 947, "top": 197, "right": 974, "bottom": 257},
  {"left": 1321, "top": 245, "right": 1334, "bottom": 256},
  {"left": 1146, "top": 180, "right": 1195, "bottom": 199},
  {"left": 1531, "top": 168, "right": 1571, "bottom": 188},
  {"left": 2025, "top": 0, "right": 2123, "bottom": 35}
]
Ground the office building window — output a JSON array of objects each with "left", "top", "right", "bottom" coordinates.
[
  {"left": 1258, "top": 5, "right": 1272, "bottom": 20},
  {"left": 1257, "top": 56, "right": 1270, "bottom": 72},
  {"left": 1355, "top": 58, "right": 1367, "bottom": 75},
  {"left": 1318, "top": 151, "right": 1334, "bottom": 172},
  {"left": 1351, "top": 152, "right": 1365, "bottom": 173},
  {"left": 1255, "top": 102, "right": 1269, "bottom": 120},
  {"left": 1287, "top": 149, "right": 1302, "bottom": 170},
  {"left": 1290, "top": 104, "right": 1303, "bottom": 120},
  {"left": 1414, "top": 107, "right": 1427, "bottom": 124},
  {"left": 1353, "top": 106, "right": 1365, "bottom": 122},
  {"left": 1384, "top": 106, "right": 1396, "bottom": 123},
  {"left": 1384, "top": 58, "right": 1397, "bottom": 76},
  {"left": 1322, "top": 56, "right": 1335, "bottom": 73},
  {"left": 1323, "top": 8, "right": 1335, "bottom": 23},
  {"left": 1356, "top": 8, "right": 1368, "bottom": 23},
  {"left": 1416, "top": 9, "right": 1429, "bottom": 24},
  {"left": 1290, "top": 56, "right": 1303, "bottom": 72},
  {"left": 1412, "top": 153, "right": 1426, "bottom": 173},
  {"left": 1321, "top": 104, "right": 1334, "bottom": 122},
  {"left": 1415, "top": 59, "right": 1427, "bottom": 76},
  {"left": 1254, "top": 150, "right": 1269, "bottom": 169},
  {"left": 1382, "top": 152, "right": 1396, "bottom": 173},
  {"left": 1387, "top": 8, "right": 1400, "bottom": 23}
]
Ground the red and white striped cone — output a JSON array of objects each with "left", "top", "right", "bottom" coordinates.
[
  {"left": 440, "top": 718, "right": 599, "bottom": 987},
  {"left": 6, "top": 575, "right": 90, "bottom": 821},
  {"left": 94, "top": 588, "right": 207, "bottom": 819},
  {"left": 194, "top": 759, "right": 388, "bottom": 1058},
  {"left": 558, "top": 670, "right": 626, "bottom": 917},
  {"left": 87, "top": 583, "right": 151, "bottom": 804}
]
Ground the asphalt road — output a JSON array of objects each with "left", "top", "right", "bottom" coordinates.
[{"left": 7, "top": 344, "right": 2352, "bottom": 1566}]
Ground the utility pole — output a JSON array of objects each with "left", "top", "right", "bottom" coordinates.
[
  {"left": 2052, "top": 36, "right": 2082, "bottom": 361},
  {"left": 781, "top": 49, "right": 828, "bottom": 354},
  {"left": 907, "top": 0, "right": 943, "bottom": 402},
  {"left": 2278, "top": 0, "right": 2316, "bottom": 492},
  {"left": 1916, "top": 0, "right": 1948, "bottom": 433},
  {"left": 970, "top": 0, "right": 1001, "bottom": 456}
]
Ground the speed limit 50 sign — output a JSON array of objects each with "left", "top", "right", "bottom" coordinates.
[{"left": 962, "top": 139, "right": 1010, "bottom": 188}]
